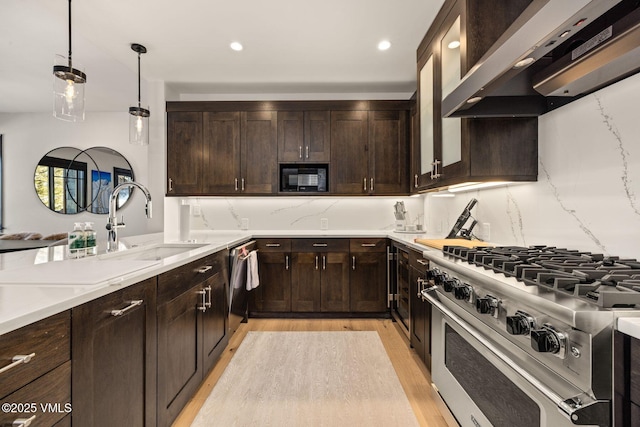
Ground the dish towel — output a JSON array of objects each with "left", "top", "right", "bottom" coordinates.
[{"left": 246, "top": 250, "right": 260, "bottom": 291}]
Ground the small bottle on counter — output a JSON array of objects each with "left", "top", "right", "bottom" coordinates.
[
  {"left": 68, "top": 222, "right": 86, "bottom": 258},
  {"left": 84, "top": 222, "right": 97, "bottom": 256}
]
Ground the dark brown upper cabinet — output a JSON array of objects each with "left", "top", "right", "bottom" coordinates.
[
  {"left": 413, "top": 0, "right": 538, "bottom": 193},
  {"left": 278, "top": 111, "right": 330, "bottom": 163}
]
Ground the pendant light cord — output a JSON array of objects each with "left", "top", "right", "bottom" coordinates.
[{"left": 68, "top": 0, "right": 73, "bottom": 68}]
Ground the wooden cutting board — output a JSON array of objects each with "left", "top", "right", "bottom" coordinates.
[{"left": 414, "top": 238, "right": 493, "bottom": 250}]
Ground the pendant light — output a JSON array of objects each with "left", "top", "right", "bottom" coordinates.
[
  {"left": 129, "top": 43, "right": 150, "bottom": 145},
  {"left": 53, "top": 0, "right": 86, "bottom": 122}
]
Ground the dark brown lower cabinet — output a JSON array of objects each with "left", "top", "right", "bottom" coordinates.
[
  {"left": 350, "top": 239, "right": 388, "bottom": 313},
  {"left": 157, "top": 252, "right": 228, "bottom": 427},
  {"left": 409, "top": 250, "right": 431, "bottom": 370},
  {"left": 291, "top": 252, "right": 350, "bottom": 312},
  {"left": 252, "top": 251, "right": 292, "bottom": 312},
  {"left": 614, "top": 331, "right": 640, "bottom": 427},
  {"left": 72, "top": 278, "right": 157, "bottom": 427}
]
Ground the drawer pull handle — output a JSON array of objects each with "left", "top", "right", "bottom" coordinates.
[
  {"left": 111, "top": 300, "right": 143, "bottom": 317},
  {"left": 360, "top": 243, "right": 376, "bottom": 247},
  {"left": 0, "top": 353, "right": 36, "bottom": 375},
  {"left": 198, "top": 266, "right": 213, "bottom": 274},
  {"left": 312, "top": 243, "right": 328, "bottom": 247},
  {"left": 13, "top": 415, "right": 36, "bottom": 427},
  {"left": 265, "top": 243, "right": 281, "bottom": 247},
  {"left": 416, "top": 259, "right": 428, "bottom": 266}
]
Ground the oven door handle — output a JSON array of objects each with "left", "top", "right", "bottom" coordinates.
[{"left": 421, "top": 290, "right": 567, "bottom": 408}]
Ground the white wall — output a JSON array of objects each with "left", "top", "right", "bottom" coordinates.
[
  {"left": 423, "top": 72, "right": 640, "bottom": 259},
  {"left": 0, "top": 110, "right": 162, "bottom": 241}
]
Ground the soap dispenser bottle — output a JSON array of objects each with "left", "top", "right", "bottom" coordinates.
[
  {"left": 84, "top": 222, "right": 97, "bottom": 256},
  {"left": 68, "top": 222, "right": 86, "bottom": 258}
]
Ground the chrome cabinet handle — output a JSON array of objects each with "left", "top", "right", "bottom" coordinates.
[
  {"left": 352, "top": 256, "right": 356, "bottom": 270},
  {"left": 285, "top": 255, "right": 289, "bottom": 270},
  {"left": 312, "top": 243, "right": 328, "bottom": 247},
  {"left": 370, "top": 178, "right": 374, "bottom": 192},
  {"left": 168, "top": 177, "right": 173, "bottom": 192},
  {"left": 197, "top": 265, "right": 213, "bottom": 274},
  {"left": 414, "top": 174, "right": 418, "bottom": 188},
  {"left": 305, "top": 146, "right": 309, "bottom": 159},
  {"left": 265, "top": 243, "right": 281, "bottom": 247},
  {"left": 299, "top": 146, "right": 303, "bottom": 159},
  {"left": 111, "top": 300, "right": 143, "bottom": 317},
  {"left": 361, "top": 243, "right": 376, "bottom": 247},
  {"left": 241, "top": 178, "right": 245, "bottom": 191},
  {"left": 322, "top": 255, "right": 326, "bottom": 270},
  {"left": 197, "top": 289, "right": 207, "bottom": 312},
  {"left": 12, "top": 415, "right": 36, "bottom": 427},
  {"left": 0, "top": 353, "right": 36, "bottom": 375},
  {"left": 363, "top": 177, "right": 367, "bottom": 191},
  {"left": 235, "top": 178, "right": 239, "bottom": 191},
  {"left": 204, "top": 285, "right": 212, "bottom": 308},
  {"left": 432, "top": 159, "right": 442, "bottom": 179},
  {"left": 315, "top": 256, "right": 319, "bottom": 270}
]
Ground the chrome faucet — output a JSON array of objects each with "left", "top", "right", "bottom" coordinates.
[{"left": 106, "top": 181, "right": 152, "bottom": 252}]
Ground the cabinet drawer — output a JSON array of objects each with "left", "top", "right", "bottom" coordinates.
[
  {"left": 0, "top": 360, "right": 71, "bottom": 427},
  {"left": 409, "top": 248, "right": 428, "bottom": 271},
  {"left": 350, "top": 238, "right": 387, "bottom": 252},
  {"left": 257, "top": 239, "right": 291, "bottom": 252},
  {"left": 158, "top": 252, "right": 225, "bottom": 304},
  {"left": 292, "top": 239, "right": 349, "bottom": 252},
  {"left": 0, "top": 311, "right": 70, "bottom": 399}
]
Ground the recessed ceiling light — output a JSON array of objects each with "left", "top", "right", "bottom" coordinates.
[
  {"left": 448, "top": 40, "right": 460, "bottom": 49},
  {"left": 378, "top": 40, "right": 391, "bottom": 51},
  {"left": 513, "top": 57, "right": 535, "bottom": 69},
  {"left": 467, "top": 96, "right": 482, "bottom": 104},
  {"left": 230, "top": 42, "right": 243, "bottom": 51}
]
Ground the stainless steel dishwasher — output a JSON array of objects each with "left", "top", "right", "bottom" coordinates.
[{"left": 228, "top": 240, "right": 257, "bottom": 337}]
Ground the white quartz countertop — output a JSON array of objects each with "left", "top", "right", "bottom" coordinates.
[
  {"left": 617, "top": 317, "right": 640, "bottom": 340},
  {"left": 0, "top": 229, "right": 433, "bottom": 335}
]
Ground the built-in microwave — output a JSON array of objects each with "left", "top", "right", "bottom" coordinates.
[{"left": 280, "top": 164, "right": 328, "bottom": 192}]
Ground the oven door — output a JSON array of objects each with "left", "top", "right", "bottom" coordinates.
[{"left": 426, "top": 294, "right": 601, "bottom": 427}]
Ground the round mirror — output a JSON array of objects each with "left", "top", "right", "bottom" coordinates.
[{"left": 34, "top": 146, "right": 134, "bottom": 215}]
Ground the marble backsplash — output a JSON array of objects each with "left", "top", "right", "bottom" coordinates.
[
  {"left": 164, "top": 196, "right": 424, "bottom": 241},
  {"left": 424, "top": 72, "right": 640, "bottom": 259}
]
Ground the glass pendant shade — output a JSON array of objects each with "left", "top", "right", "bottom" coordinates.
[{"left": 129, "top": 106, "right": 150, "bottom": 145}]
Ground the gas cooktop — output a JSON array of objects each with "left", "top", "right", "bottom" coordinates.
[{"left": 442, "top": 245, "right": 640, "bottom": 309}]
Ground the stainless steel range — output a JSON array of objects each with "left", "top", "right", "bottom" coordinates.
[{"left": 421, "top": 245, "right": 640, "bottom": 427}]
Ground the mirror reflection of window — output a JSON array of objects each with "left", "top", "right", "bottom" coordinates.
[{"left": 35, "top": 155, "right": 87, "bottom": 214}]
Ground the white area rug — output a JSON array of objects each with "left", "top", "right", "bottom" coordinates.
[{"left": 191, "top": 331, "right": 419, "bottom": 427}]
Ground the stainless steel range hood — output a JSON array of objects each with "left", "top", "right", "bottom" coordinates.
[{"left": 442, "top": 0, "right": 633, "bottom": 118}]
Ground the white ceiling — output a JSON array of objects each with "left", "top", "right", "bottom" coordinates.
[{"left": 0, "top": 0, "right": 443, "bottom": 113}]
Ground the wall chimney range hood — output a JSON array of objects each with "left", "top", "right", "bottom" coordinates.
[{"left": 442, "top": 0, "right": 640, "bottom": 118}]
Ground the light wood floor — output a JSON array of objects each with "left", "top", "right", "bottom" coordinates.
[{"left": 172, "top": 318, "right": 449, "bottom": 427}]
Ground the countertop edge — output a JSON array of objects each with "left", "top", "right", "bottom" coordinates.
[{"left": 617, "top": 317, "right": 640, "bottom": 340}]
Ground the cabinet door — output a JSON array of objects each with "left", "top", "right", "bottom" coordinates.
[
  {"left": 369, "top": 110, "right": 408, "bottom": 194},
  {"left": 157, "top": 285, "right": 202, "bottom": 426},
  {"left": 241, "top": 111, "right": 277, "bottom": 193},
  {"left": 304, "top": 111, "right": 331, "bottom": 162},
  {"left": 202, "top": 112, "right": 241, "bottom": 194},
  {"left": 202, "top": 268, "right": 228, "bottom": 374},
  {"left": 253, "top": 251, "right": 292, "bottom": 312},
  {"left": 278, "top": 111, "right": 304, "bottom": 162},
  {"left": 331, "top": 111, "right": 369, "bottom": 194},
  {"left": 167, "top": 112, "right": 203, "bottom": 195},
  {"left": 350, "top": 252, "right": 387, "bottom": 312},
  {"left": 320, "top": 252, "right": 350, "bottom": 312},
  {"left": 72, "top": 278, "right": 157, "bottom": 427},
  {"left": 418, "top": 53, "right": 437, "bottom": 189},
  {"left": 410, "top": 266, "right": 427, "bottom": 364},
  {"left": 291, "top": 252, "right": 321, "bottom": 312}
]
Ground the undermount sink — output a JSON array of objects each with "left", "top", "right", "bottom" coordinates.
[{"left": 97, "top": 243, "right": 209, "bottom": 261}]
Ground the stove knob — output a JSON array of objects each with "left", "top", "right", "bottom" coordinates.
[
  {"left": 530, "top": 329, "right": 560, "bottom": 354},
  {"left": 427, "top": 269, "right": 438, "bottom": 280},
  {"left": 443, "top": 279, "right": 458, "bottom": 293},
  {"left": 434, "top": 273, "right": 448, "bottom": 286},
  {"left": 506, "top": 316, "right": 529, "bottom": 335},
  {"left": 475, "top": 297, "right": 491, "bottom": 314},
  {"left": 453, "top": 284, "right": 471, "bottom": 301}
]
